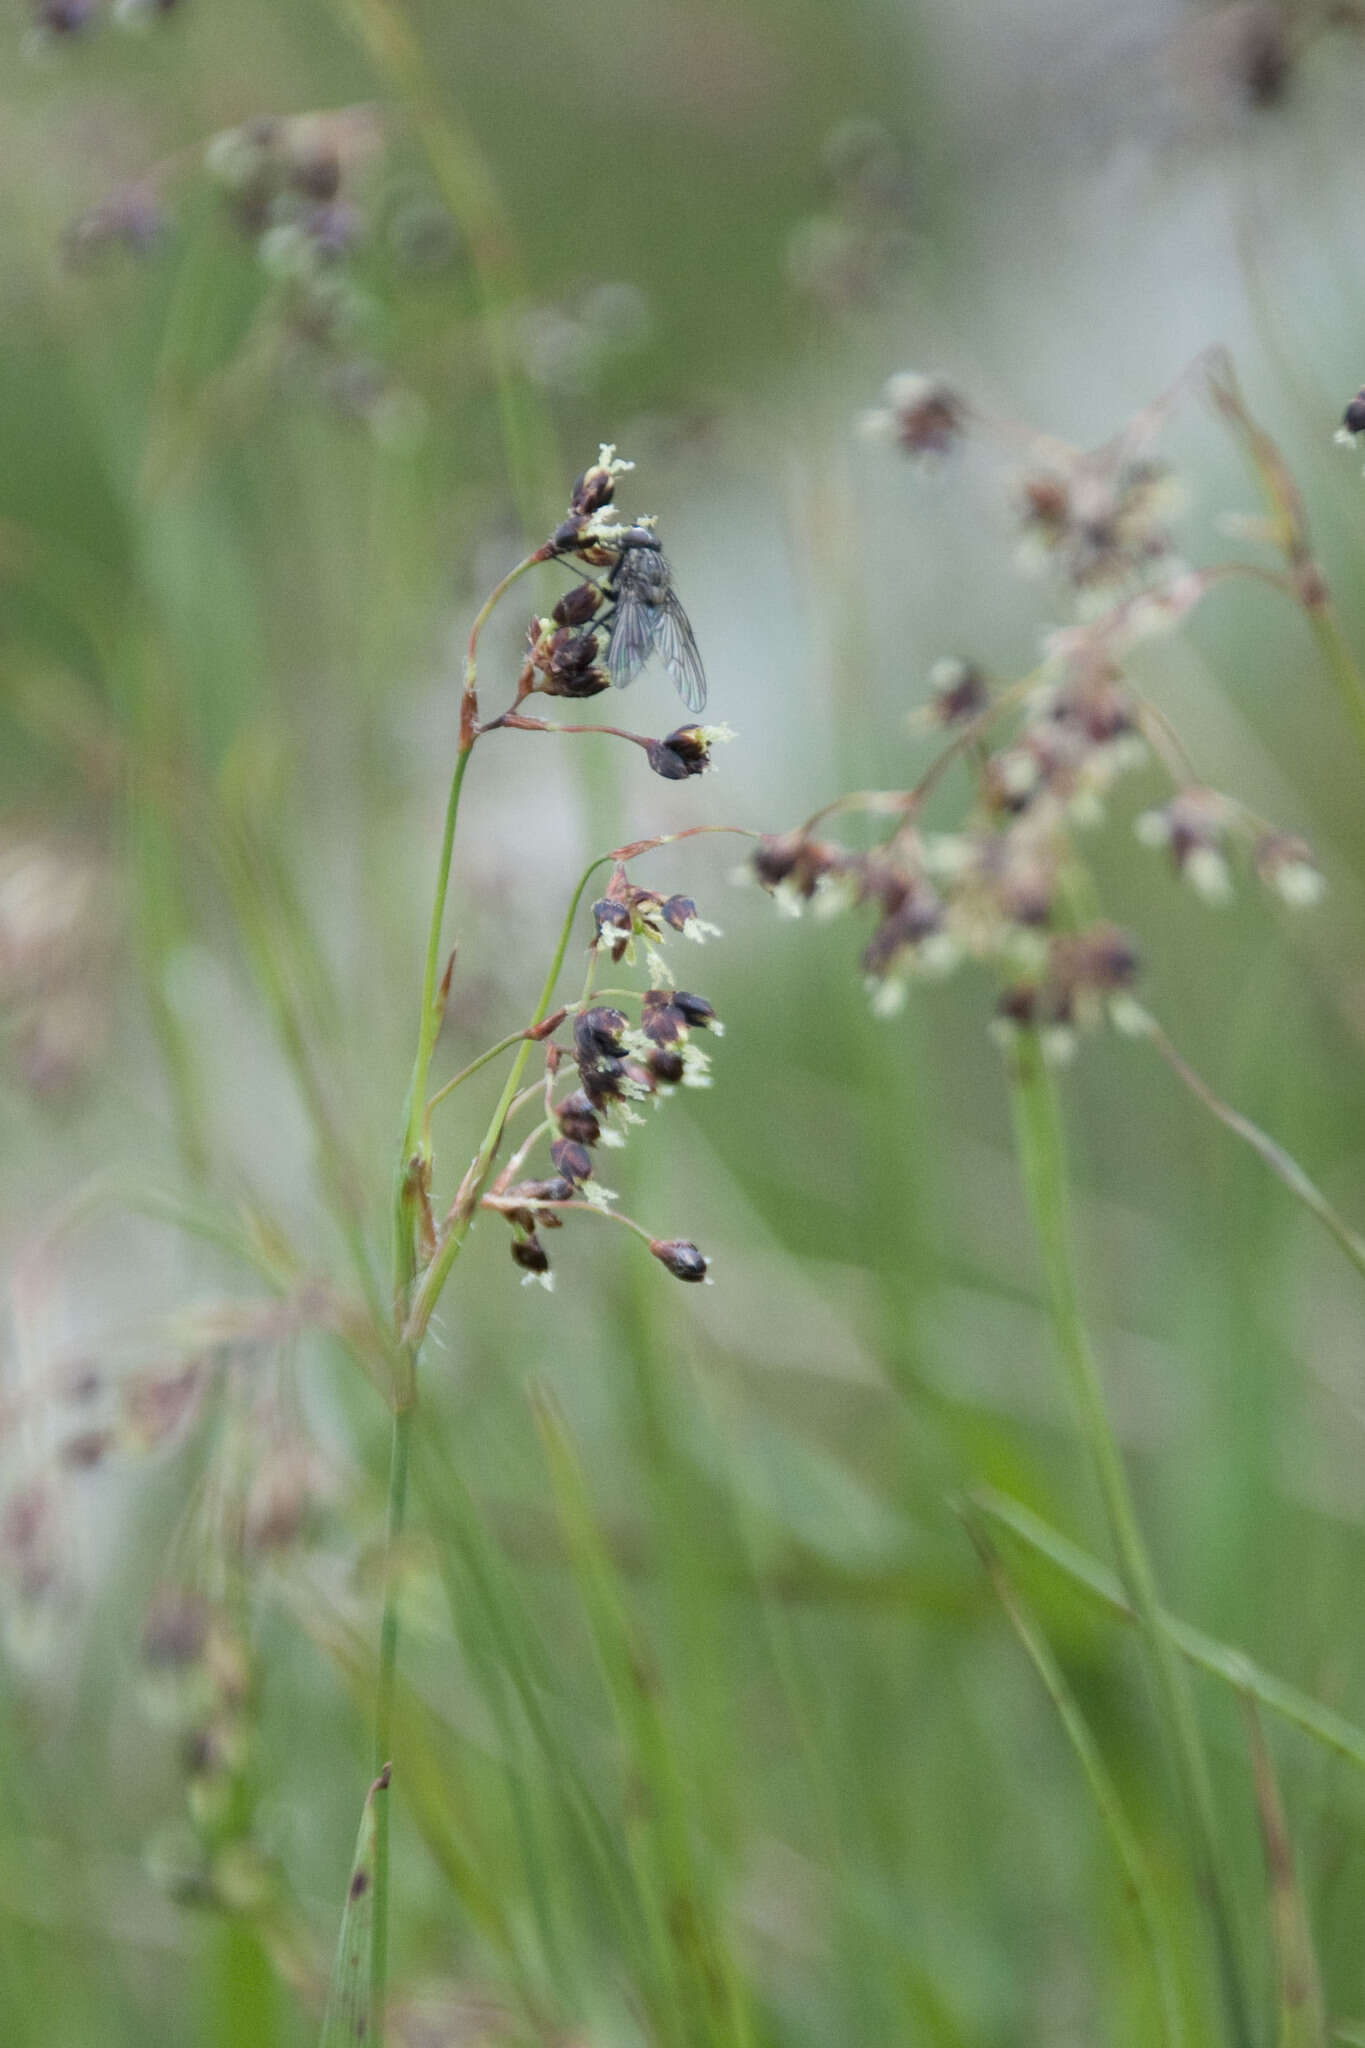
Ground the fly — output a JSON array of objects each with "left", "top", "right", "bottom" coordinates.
[{"left": 602, "top": 527, "right": 707, "bottom": 715}]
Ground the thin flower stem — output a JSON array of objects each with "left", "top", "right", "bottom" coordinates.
[
  {"left": 481, "top": 1193, "right": 657, "bottom": 1246},
  {"left": 369, "top": 1398, "right": 411, "bottom": 2037},
  {"left": 395, "top": 549, "right": 549, "bottom": 1285},
  {"left": 485, "top": 711, "right": 653, "bottom": 749},
  {"left": 402, "top": 855, "right": 611, "bottom": 1349},
  {"left": 1007, "top": 1029, "right": 1254, "bottom": 2048},
  {"left": 1144, "top": 1019, "right": 1365, "bottom": 1284},
  {"left": 1305, "top": 602, "right": 1365, "bottom": 775},
  {"left": 425, "top": 1012, "right": 567, "bottom": 1125},
  {"left": 374, "top": 543, "right": 551, "bottom": 2046}
]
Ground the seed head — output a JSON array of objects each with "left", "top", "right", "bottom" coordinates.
[
  {"left": 553, "top": 582, "right": 604, "bottom": 628},
  {"left": 550, "top": 1137, "right": 594, "bottom": 1182},
  {"left": 859, "top": 373, "right": 965, "bottom": 459},
  {"left": 511, "top": 1234, "right": 552, "bottom": 1288},
  {"left": 924, "top": 658, "right": 989, "bottom": 726},
  {"left": 650, "top": 1239, "right": 711, "bottom": 1282},
  {"left": 1340, "top": 390, "right": 1365, "bottom": 444},
  {"left": 1253, "top": 831, "right": 1324, "bottom": 907},
  {"left": 574, "top": 1007, "right": 628, "bottom": 1063},
  {"left": 556, "top": 1091, "right": 602, "bottom": 1145}
]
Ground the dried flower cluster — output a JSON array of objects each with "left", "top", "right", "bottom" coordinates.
[
  {"left": 66, "top": 108, "right": 425, "bottom": 438},
  {"left": 389, "top": 451, "right": 739, "bottom": 1314},
  {"left": 753, "top": 355, "right": 1328, "bottom": 1058},
  {"left": 481, "top": 863, "right": 726, "bottom": 1292},
  {"left": 786, "top": 118, "right": 915, "bottom": 311}
]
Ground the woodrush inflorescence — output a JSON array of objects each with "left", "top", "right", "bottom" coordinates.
[
  {"left": 765, "top": 352, "right": 1332, "bottom": 1059},
  {"left": 388, "top": 446, "right": 736, "bottom": 1314}
]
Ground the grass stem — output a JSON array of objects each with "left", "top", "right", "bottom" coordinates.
[{"left": 1007, "top": 1029, "right": 1253, "bottom": 2047}]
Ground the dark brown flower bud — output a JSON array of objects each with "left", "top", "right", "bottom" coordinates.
[
  {"left": 669, "top": 991, "right": 718, "bottom": 1031},
  {"left": 1343, "top": 391, "right": 1365, "bottom": 438},
  {"left": 506, "top": 1176, "right": 575, "bottom": 1207},
  {"left": 928, "top": 659, "right": 989, "bottom": 725},
  {"left": 569, "top": 464, "right": 616, "bottom": 518},
  {"left": 650, "top": 1238, "right": 710, "bottom": 1282},
  {"left": 553, "top": 582, "right": 603, "bottom": 627},
  {"left": 582, "top": 1056, "right": 629, "bottom": 1109},
  {"left": 511, "top": 1235, "right": 550, "bottom": 1278},
  {"left": 648, "top": 1047, "right": 686, "bottom": 1086},
  {"left": 574, "top": 1007, "right": 628, "bottom": 1062},
  {"left": 641, "top": 991, "right": 685, "bottom": 1045},
  {"left": 556, "top": 1091, "right": 602, "bottom": 1145},
  {"left": 550, "top": 1137, "right": 593, "bottom": 1183},
  {"left": 547, "top": 626, "right": 600, "bottom": 677},
  {"left": 752, "top": 835, "right": 802, "bottom": 889},
  {"left": 592, "top": 898, "right": 633, "bottom": 958},
  {"left": 542, "top": 660, "right": 610, "bottom": 701},
  {"left": 662, "top": 894, "right": 698, "bottom": 932},
  {"left": 646, "top": 739, "right": 698, "bottom": 781},
  {"left": 662, "top": 726, "right": 710, "bottom": 766}
]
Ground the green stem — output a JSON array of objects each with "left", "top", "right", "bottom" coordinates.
[
  {"left": 393, "top": 550, "right": 548, "bottom": 1292},
  {"left": 1007, "top": 1030, "right": 1253, "bottom": 2048},
  {"left": 373, "top": 549, "right": 550, "bottom": 2044},
  {"left": 426, "top": 1027, "right": 547, "bottom": 1122},
  {"left": 369, "top": 1397, "right": 413, "bottom": 2037},
  {"left": 1306, "top": 602, "right": 1365, "bottom": 777},
  {"left": 404, "top": 856, "right": 608, "bottom": 1348}
]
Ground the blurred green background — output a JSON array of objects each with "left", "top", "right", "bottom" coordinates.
[{"left": 6, "top": 1, "right": 1365, "bottom": 2042}]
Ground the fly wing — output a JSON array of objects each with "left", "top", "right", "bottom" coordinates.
[
  {"left": 653, "top": 590, "right": 708, "bottom": 713},
  {"left": 605, "top": 587, "right": 657, "bottom": 690}
]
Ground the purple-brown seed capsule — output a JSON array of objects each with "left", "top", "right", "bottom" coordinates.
[
  {"left": 553, "top": 582, "right": 603, "bottom": 628},
  {"left": 550, "top": 1137, "right": 593, "bottom": 1183},
  {"left": 556, "top": 1092, "right": 602, "bottom": 1145},
  {"left": 574, "top": 1008, "right": 628, "bottom": 1062},
  {"left": 662, "top": 894, "right": 698, "bottom": 932},
  {"left": 650, "top": 1238, "right": 710, "bottom": 1281},
  {"left": 646, "top": 739, "right": 697, "bottom": 782}
]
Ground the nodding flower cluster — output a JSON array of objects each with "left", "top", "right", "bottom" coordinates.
[
  {"left": 487, "top": 865, "right": 724, "bottom": 1292},
  {"left": 751, "top": 357, "right": 1327, "bottom": 1060},
  {"left": 66, "top": 108, "right": 424, "bottom": 438},
  {"left": 397, "top": 452, "right": 737, "bottom": 1305},
  {"left": 496, "top": 447, "right": 732, "bottom": 767},
  {"left": 785, "top": 117, "right": 915, "bottom": 312}
]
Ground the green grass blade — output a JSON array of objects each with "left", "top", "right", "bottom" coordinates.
[
  {"left": 961, "top": 1505, "right": 1184, "bottom": 2045},
  {"left": 320, "top": 1766, "right": 390, "bottom": 2048},
  {"left": 532, "top": 1387, "right": 755, "bottom": 2048},
  {"left": 1241, "top": 1696, "right": 1327, "bottom": 2048},
  {"left": 974, "top": 1488, "right": 1365, "bottom": 1775}
]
